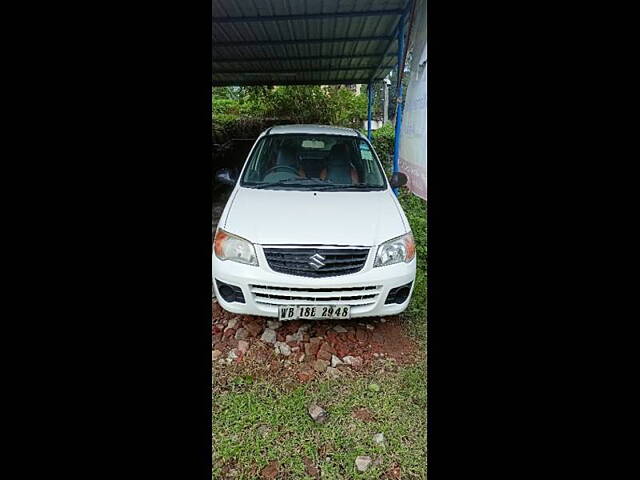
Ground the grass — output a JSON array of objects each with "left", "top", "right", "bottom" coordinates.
[{"left": 213, "top": 365, "right": 426, "bottom": 479}]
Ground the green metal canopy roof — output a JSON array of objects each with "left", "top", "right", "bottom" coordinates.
[{"left": 212, "top": 0, "right": 411, "bottom": 86}]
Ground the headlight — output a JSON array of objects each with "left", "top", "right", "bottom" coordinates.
[
  {"left": 213, "top": 229, "right": 258, "bottom": 266},
  {"left": 374, "top": 232, "right": 416, "bottom": 267}
]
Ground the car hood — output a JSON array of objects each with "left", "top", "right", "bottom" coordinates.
[{"left": 222, "top": 187, "right": 407, "bottom": 246}]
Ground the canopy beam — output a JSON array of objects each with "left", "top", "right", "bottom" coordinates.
[
  {"left": 213, "top": 35, "right": 392, "bottom": 48},
  {"left": 213, "top": 9, "right": 404, "bottom": 24},
  {"left": 215, "top": 64, "right": 395, "bottom": 75},
  {"left": 213, "top": 53, "right": 398, "bottom": 64}
]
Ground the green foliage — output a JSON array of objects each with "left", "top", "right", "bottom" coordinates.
[
  {"left": 212, "top": 85, "right": 368, "bottom": 134},
  {"left": 212, "top": 98, "right": 239, "bottom": 116},
  {"left": 211, "top": 86, "right": 237, "bottom": 100},
  {"left": 398, "top": 189, "right": 427, "bottom": 341},
  {"left": 370, "top": 122, "right": 396, "bottom": 172},
  {"left": 360, "top": 122, "right": 426, "bottom": 342},
  {"left": 325, "top": 86, "right": 367, "bottom": 127}
]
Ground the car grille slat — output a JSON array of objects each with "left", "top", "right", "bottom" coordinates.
[
  {"left": 267, "top": 262, "right": 363, "bottom": 273},
  {"left": 252, "top": 285, "right": 379, "bottom": 293},
  {"left": 266, "top": 257, "right": 365, "bottom": 266},
  {"left": 263, "top": 247, "right": 370, "bottom": 278},
  {"left": 249, "top": 284, "right": 382, "bottom": 307},
  {"left": 250, "top": 286, "right": 379, "bottom": 297},
  {"left": 254, "top": 297, "right": 378, "bottom": 306}
]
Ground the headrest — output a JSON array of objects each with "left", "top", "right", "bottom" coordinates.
[
  {"left": 328, "top": 143, "right": 350, "bottom": 165},
  {"left": 276, "top": 146, "right": 297, "bottom": 167}
]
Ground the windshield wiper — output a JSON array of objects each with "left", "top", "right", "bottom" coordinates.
[
  {"left": 250, "top": 178, "right": 330, "bottom": 189},
  {"left": 248, "top": 179, "right": 381, "bottom": 190},
  {"left": 311, "top": 183, "right": 382, "bottom": 190}
]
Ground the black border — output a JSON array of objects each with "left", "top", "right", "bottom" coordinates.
[{"left": 17, "top": 1, "right": 608, "bottom": 477}]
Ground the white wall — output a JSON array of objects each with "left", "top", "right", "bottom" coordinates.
[
  {"left": 398, "top": 0, "right": 427, "bottom": 200},
  {"left": 363, "top": 119, "right": 385, "bottom": 131}
]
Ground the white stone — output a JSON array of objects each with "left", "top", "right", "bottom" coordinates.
[
  {"left": 331, "top": 355, "right": 344, "bottom": 367},
  {"left": 234, "top": 328, "right": 248, "bottom": 340},
  {"left": 366, "top": 324, "right": 375, "bottom": 330},
  {"left": 274, "top": 341, "right": 291, "bottom": 356},
  {"left": 333, "top": 325, "right": 348, "bottom": 333},
  {"left": 261, "top": 328, "right": 277, "bottom": 344},
  {"left": 373, "top": 433, "right": 386, "bottom": 446},
  {"left": 308, "top": 404, "right": 328, "bottom": 423},
  {"left": 342, "top": 356, "right": 363, "bottom": 367},
  {"left": 355, "top": 456, "right": 372, "bottom": 472},
  {"left": 267, "top": 320, "right": 282, "bottom": 330},
  {"left": 226, "top": 317, "right": 240, "bottom": 330},
  {"left": 286, "top": 331, "right": 303, "bottom": 342}
]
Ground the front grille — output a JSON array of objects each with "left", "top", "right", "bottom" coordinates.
[
  {"left": 250, "top": 284, "right": 382, "bottom": 307},
  {"left": 262, "top": 247, "right": 370, "bottom": 277}
]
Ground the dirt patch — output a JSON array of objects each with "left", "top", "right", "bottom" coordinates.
[
  {"left": 385, "top": 464, "right": 402, "bottom": 479},
  {"left": 213, "top": 301, "right": 420, "bottom": 384},
  {"left": 260, "top": 461, "right": 279, "bottom": 479},
  {"left": 352, "top": 407, "right": 377, "bottom": 422},
  {"left": 302, "top": 457, "right": 320, "bottom": 479}
]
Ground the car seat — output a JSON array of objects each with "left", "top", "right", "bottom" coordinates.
[
  {"left": 262, "top": 146, "right": 305, "bottom": 183},
  {"left": 320, "top": 144, "right": 359, "bottom": 184},
  {"left": 299, "top": 157, "right": 324, "bottom": 179}
]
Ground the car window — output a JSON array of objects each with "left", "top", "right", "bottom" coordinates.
[{"left": 240, "top": 133, "right": 386, "bottom": 191}]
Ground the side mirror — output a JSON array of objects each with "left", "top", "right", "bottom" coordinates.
[
  {"left": 215, "top": 168, "right": 237, "bottom": 186},
  {"left": 389, "top": 172, "right": 408, "bottom": 188}
]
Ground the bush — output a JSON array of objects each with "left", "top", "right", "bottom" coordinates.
[
  {"left": 361, "top": 122, "right": 426, "bottom": 340},
  {"left": 212, "top": 85, "right": 368, "bottom": 139},
  {"left": 398, "top": 189, "right": 427, "bottom": 341},
  {"left": 370, "top": 122, "right": 396, "bottom": 174}
]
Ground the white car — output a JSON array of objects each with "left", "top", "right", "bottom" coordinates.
[{"left": 213, "top": 124, "right": 416, "bottom": 321}]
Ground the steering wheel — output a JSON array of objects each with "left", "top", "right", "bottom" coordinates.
[{"left": 263, "top": 165, "right": 299, "bottom": 176}]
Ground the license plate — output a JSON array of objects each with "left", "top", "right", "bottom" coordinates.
[{"left": 278, "top": 305, "right": 351, "bottom": 321}]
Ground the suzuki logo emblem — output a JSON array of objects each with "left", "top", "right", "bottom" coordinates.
[{"left": 308, "top": 253, "right": 326, "bottom": 270}]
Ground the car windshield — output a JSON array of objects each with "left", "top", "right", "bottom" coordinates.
[{"left": 240, "top": 133, "right": 387, "bottom": 191}]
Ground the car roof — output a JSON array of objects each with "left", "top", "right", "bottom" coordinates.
[{"left": 266, "top": 124, "right": 361, "bottom": 137}]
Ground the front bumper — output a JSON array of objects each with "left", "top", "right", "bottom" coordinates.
[{"left": 212, "top": 245, "right": 416, "bottom": 319}]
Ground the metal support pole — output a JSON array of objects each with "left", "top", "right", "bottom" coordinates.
[
  {"left": 383, "top": 77, "right": 390, "bottom": 124},
  {"left": 392, "top": 14, "right": 406, "bottom": 196},
  {"left": 367, "top": 82, "right": 373, "bottom": 140}
]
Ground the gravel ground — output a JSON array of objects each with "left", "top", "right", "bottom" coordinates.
[{"left": 213, "top": 301, "right": 420, "bottom": 385}]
